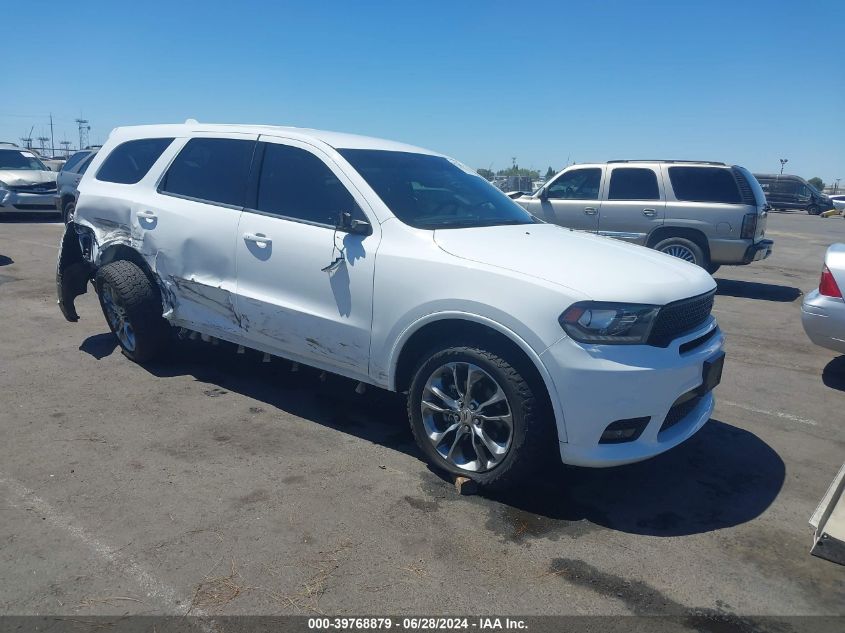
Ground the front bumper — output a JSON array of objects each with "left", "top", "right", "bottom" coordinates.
[
  {"left": 541, "top": 318, "right": 724, "bottom": 467},
  {"left": 802, "top": 289, "right": 845, "bottom": 354},
  {"left": 0, "top": 189, "right": 59, "bottom": 212}
]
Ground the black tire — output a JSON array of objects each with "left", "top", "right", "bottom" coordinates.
[
  {"left": 95, "top": 260, "right": 170, "bottom": 362},
  {"left": 62, "top": 200, "right": 75, "bottom": 225},
  {"left": 807, "top": 204, "right": 820, "bottom": 215},
  {"left": 706, "top": 263, "right": 721, "bottom": 275},
  {"left": 407, "top": 340, "right": 553, "bottom": 490},
  {"left": 653, "top": 236, "right": 708, "bottom": 269}
]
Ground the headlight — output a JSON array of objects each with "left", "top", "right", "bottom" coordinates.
[
  {"left": 0, "top": 180, "right": 7, "bottom": 190},
  {"left": 559, "top": 301, "right": 660, "bottom": 344}
]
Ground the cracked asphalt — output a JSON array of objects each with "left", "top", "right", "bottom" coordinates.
[{"left": 0, "top": 211, "right": 843, "bottom": 626}]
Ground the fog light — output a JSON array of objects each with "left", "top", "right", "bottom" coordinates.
[{"left": 599, "top": 417, "right": 650, "bottom": 444}]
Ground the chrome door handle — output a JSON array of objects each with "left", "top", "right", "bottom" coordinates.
[
  {"left": 642, "top": 208, "right": 656, "bottom": 217},
  {"left": 243, "top": 232, "right": 272, "bottom": 246},
  {"left": 584, "top": 207, "right": 598, "bottom": 215}
]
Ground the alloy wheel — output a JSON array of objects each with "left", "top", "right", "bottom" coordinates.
[
  {"left": 420, "top": 362, "right": 513, "bottom": 473},
  {"left": 101, "top": 283, "right": 136, "bottom": 352},
  {"left": 661, "top": 244, "right": 697, "bottom": 263}
]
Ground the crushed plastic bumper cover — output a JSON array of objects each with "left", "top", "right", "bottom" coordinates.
[{"left": 56, "top": 223, "right": 94, "bottom": 322}]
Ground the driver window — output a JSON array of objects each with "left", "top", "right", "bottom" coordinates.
[{"left": 547, "top": 168, "right": 601, "bottom": 200}]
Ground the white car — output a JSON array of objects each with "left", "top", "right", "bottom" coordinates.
[
  {"left": 830, "top": 195, "right": 845, "bottom": 214},
  {"left": 0, "top": 143, "right": 59, "bottom": 214},
  {"left": 802, "top": 244, "right": 845, "bottom": 354},
  {"left": 57, "top": 123, "right": 725, "bottom": 488}
]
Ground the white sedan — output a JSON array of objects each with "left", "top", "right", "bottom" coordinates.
[{"left": 802, "top": 243, "right": 845, "bottom": 354}]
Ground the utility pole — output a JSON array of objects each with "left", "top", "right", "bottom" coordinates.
[
  {"left": 835, "top": 179, "right": 841, "bottom": 195},
  {"left": 37, "top": 136, "right": 50, "bottom": 155},
  {"left": 49, "top": 114, "right": 55, "bottom": 156},
  {"left": 60, "top": 140, "right": 71, "bottom": 157},
  {"left": 779, "top": 158, "right": 788, "bottom": 175},
  {"left": 75, "top": 118, "right": 90, "bottom": 150}
]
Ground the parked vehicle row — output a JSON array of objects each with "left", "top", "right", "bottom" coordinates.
[
  {"left": 57, "top": 123, "right": 725, "bottom": 488},
  {"left": 514, "top": 160, "right": 773, "bottom": 273}
]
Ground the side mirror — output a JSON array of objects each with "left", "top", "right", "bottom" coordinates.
[
  {"left": 338, "top": 210, "right": 372, "bottom": 236},
  {"left": 538, "top": 188, "right": 549, "bottom": 200}
]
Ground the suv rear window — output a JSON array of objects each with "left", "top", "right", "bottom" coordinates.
[
  {"left": 96, "top": 138, "right": 173, "bottom": 184},
  {"left": 668, "top": 167, "right": 742, "bottom": 204},
  {"left": 608, "top": 168, "right": 659, "bottom": 200},
  {"left": 159, "top": 138, "right": 255, "bottom": 207}
]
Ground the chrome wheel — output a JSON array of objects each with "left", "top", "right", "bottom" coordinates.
[
  {"left": 661, "top": 244, "right": 697, "bottom": 263},
  {"left": 101, "top": 283, "right": 136, "bottom": 352},
  {"left": 420, "top": 362, "right": 513, "bottom": 473}
]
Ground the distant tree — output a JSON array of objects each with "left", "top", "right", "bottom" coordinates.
[
  {"left": 496, "top": 165, "right": 540, "bottom": 179},
  {"left": 808, "top": 177, "right": 825, "bottom": 191},
  {"left": 476, "top": 168, "right": 495, "bottom": 180},
  {"left": 544, "top": 166, "right": 556, "bottom": 180}
]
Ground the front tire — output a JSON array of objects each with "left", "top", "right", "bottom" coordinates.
[
  {"left": 807, "top": 204, "right": 820, "bottom": 215},
  {"left": 95, "top": 260, "right": 170, "bottom": 362},
  {"left": 654, "top": 236, "right": 707, "bottom": 269},
  {"left": 407, "top": 341, "right": 552, "bottom": 489}
]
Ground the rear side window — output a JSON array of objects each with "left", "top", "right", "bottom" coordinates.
[
  {"left": 608, "top": 168, "right": 659, "bottom": 200},
  {"left": 668, "top": 167, "right": 742, "bottom": 204},
  {"left": 97, "top": 138, "right": 173, "bottom": 184},
  {"left": 61, "top": 151, "right": 90, "bottom": 173},
  {"left": 160, "top": 138, "right": 255, "bottom": 207},
  {"left": 77, "top": 154, "right": 96, "bottom": 175},
  {"left": 255, "top": 143, "right": 358, "bottom": 225}
]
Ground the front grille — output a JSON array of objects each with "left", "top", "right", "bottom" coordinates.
[
  {"left": 648, "top": 290, "right": 715, "bottom": 347},
  {"left": 660, "top": 393, "right": 704, "bottom": 433},
  {"left": 8, "top": 182, "right": 57, "bottom": 194}
]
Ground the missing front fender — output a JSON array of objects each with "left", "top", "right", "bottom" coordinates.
[{"left": 56, "top": 223, "right": 94, "bottom": 322}]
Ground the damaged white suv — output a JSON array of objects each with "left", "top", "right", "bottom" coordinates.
[{"left": 57, "top": 123, "right": 725, "bottom": 488}]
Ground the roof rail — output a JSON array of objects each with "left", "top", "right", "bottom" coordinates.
[{"left": 607, "top": 159, "right": 727, "bottom": 166}]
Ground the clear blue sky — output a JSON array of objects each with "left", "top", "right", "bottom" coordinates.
[{"left": 6, "top": 1, "right": 844, "bottom": 183}]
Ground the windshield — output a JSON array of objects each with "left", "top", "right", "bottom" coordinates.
[
  {"left": 0, "top": 149, "right": 48, "bottom": 171},
  {"left": 338, "top": 149, "right": 535, "bottom": 229}
]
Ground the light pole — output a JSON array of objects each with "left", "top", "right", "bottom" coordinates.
[
  {"left": 835, "top": 179, "right": 841, "bottom": 195},
  {"left": 779, "top": 158, "right": 788, "bottom": 175}
]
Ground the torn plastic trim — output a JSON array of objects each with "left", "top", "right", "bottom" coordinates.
[{"left": 56, "top": 222, "right": 95, "bottom": 322}]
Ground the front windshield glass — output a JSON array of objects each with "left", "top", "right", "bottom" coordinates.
[
  {"left": 0, "top": 149, "right": 48, "bottom": 171},
  {"left": 338, "top": 149, "right": 535, "bottom": 229}
]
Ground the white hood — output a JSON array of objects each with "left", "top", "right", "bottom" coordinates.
[
  {"left": 0, "top": 169, "right": 57, "bottom": 187},
  {"left": 433, "top": 223, "right": 716, "bottom": 305}
]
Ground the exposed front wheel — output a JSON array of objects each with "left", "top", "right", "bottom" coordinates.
[
  {"left": 654, "top": 237, "right": 707, "bottom": 269},
  {"left": 407, "top": 342, "right": 552, "bottom": 489},
  {"left": 807, "top": 204, "right": 820, "bottom": 215},
  {"left": 95, "top": 260, "right": 170, "bottom": 362}
]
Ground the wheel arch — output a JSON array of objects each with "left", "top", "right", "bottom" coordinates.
[
  {"left": 98, "top": 243, "right": 169, "bottom": 313},
  {"left": 389, "top": 313, "right": 567, "bottom": 442}
]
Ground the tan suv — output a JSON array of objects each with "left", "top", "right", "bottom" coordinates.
[{"left": 515, "top": 160, "right": 772, "bottom": 273}]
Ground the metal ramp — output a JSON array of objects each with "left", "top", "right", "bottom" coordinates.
[{"left": 810, "top": 462, "right": 845, "bottom": 566}]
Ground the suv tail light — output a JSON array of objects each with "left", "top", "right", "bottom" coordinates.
[
  {"left": 819, "top": 265, "right": 843, "bottom": 298},
  {"left": 740, "top": 212, "right": 758, "bottom": 239}
]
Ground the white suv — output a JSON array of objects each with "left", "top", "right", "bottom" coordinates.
[{"left": 57, "top": 123, "right": 725, "bottom": 488}]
